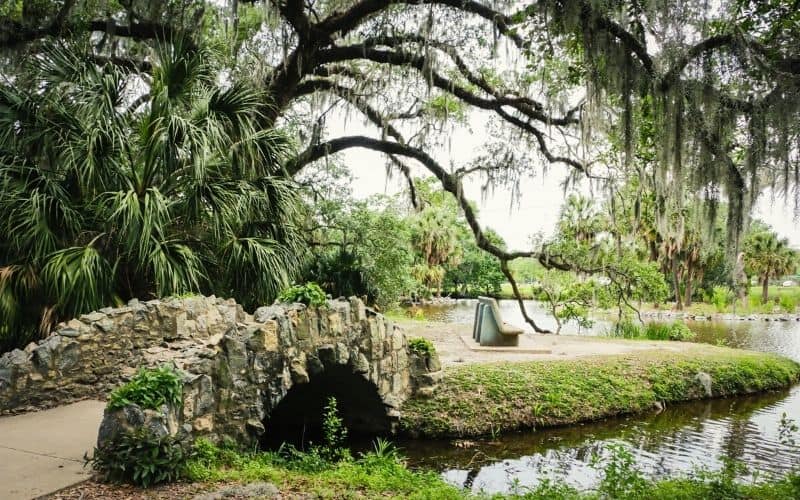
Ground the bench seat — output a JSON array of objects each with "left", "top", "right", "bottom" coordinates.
[{"left": 472, "top": 296, "right": 523, "bottom": 346}]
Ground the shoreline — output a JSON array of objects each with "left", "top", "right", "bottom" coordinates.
[{"left": 400, "top": 296, "right": 800, "bottom": 322}]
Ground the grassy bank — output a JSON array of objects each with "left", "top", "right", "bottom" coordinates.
[
  {"left": 66, "top": 438, "right": 798, "bottom": 500},
  {"left": 401, "top": 347, "right": 800, "bottom": 438},
  {"left": 184, "top": 442, "right": 800, "bottom": 500}
]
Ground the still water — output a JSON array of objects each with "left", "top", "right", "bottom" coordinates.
[{"left": 402, "top": 299, "right": 800, "bottom": 493}]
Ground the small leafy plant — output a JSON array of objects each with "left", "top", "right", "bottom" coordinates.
[
  {"left": 107, "top": 365, "right": 182, "bottom": 411},
  {"left": 86, "top": 428, "right": 190, "bottom": 487},
  {"left": 278, "top": 282, "right": 327, "bottom": 306},
  {"left": 321, "top": 396, "right": 350, "bottom": 462},
  {"left": 593, "top": 444, "right": 648, "bottom": 498},
  {"left": 408, "top": 337, "right": 435, "bottom": 357}
]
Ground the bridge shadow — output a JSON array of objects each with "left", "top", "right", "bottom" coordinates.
[{"left": 260, "top": 365, "right": 390, "bottom": 451}]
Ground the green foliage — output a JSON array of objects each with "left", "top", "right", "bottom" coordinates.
[
  {"left": 0, "top": 40, "right": 304, "bottom": 352},
  {"left": 744, "top": 228, "right": 798, "bottom": 304},
  {"left": 424, "top": 94, "right": 467, "bottom": 122},
  {"left": 710, "top": 286, "right": 732, "bottom": 312},
  {"left": 779, "top": 294, "right": 797, "bottom": 313},
  {"left": 593, "top": 444, "right": 649, "bottom": 499},
  {"left": 779, "top": 412, "right": 798, "bottom": 448},
  {"left": 304, "top": 196, "right": 415, "bottom": 308},
  {"left": 611, "top": 319, "right": 644, "bottom": 339},
  {"left": 445, "top": 228, "right": 506, "bottom": 297},
  {"left": 612, "top": 321, "right": 696, "bottom": 341},
  {"left": 321, "top": 396, "right": 349, "bottom": 461},
  {"left": 408, "top": 337, "right": 436, "bottom": 357},
  {"left": 532, "top": 270, "right": 596, "bottom": 334},
  {"left": 107, "top": 366, "right": 182, "bottom": 411},
  {"left": 278, "top": 282, "right": 327, "bottom": 307},
  {"left": 180, "top": 435, "right": 800, "bottom": 498},
  {"left": 666, "top": 322, "right": 696, "bottom": 341},
  {"left": 183, "top": 438, "right": 461, "bottom": 498},
  {"left": 86, "top": 428, "right": 190, "bottom": 488}
]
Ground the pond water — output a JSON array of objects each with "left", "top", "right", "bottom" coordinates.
[{"left": 402, "top": 299, "right": 800, "bottom": 493}]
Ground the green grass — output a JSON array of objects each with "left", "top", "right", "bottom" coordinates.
[
  {"left": 184, "top": 439, "right": 463, "bottom": 499},
  {"left": 497, "top": 282, "right": 535, "bottom": 299},
  {"left": 181, "top": 438, "right": 800, "bottom": 499},
  {"left": 400, "top": 347, "right": 800, "bottom": 438}
]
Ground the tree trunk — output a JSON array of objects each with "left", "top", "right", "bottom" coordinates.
[
  {"left": 672, "top": 258, "right": 683, "bottom": 311},
  {"left": 761, "top": 275, "right": 770, "bottom": 304},
  {"left": 684, "top": 277, "right": 693, "bottom": 308}
]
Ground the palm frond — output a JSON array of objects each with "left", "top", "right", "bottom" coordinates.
[{"left": 41, "top": 243, "right": 114, "bottom": 318}]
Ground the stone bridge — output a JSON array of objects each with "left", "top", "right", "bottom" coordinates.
[{"left": 0, "top": 296, "right": 442, "bottom": 446}]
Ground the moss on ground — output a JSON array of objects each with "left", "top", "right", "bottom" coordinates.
[{"left": 400, "top": 347, "right": 800, "bottom": 437}]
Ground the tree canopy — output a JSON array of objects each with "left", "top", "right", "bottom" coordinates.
[{"left": 2, "top": 0, "right": 798, "bottom": 335}]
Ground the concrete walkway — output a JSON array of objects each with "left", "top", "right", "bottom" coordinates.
[
  {"left": 400, "top": 320, "right": 703, "bottom": 366},
  {"left": 0, "top": 400, "right": 105, "bottom": 499}
]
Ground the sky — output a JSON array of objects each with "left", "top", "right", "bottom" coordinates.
[{"left": 329, "top": 116, "right": 800, "bottom": 252}]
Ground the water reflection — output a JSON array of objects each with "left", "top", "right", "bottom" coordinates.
[
  {"left": 405, "top": 299, "right": 800, "bottom": 493},
  {"left": 403, "top": 387, "right": 800, "bottom": 493}
]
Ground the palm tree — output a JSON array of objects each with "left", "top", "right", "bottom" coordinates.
[
  {"left": 411, "top": 207, "right": 461, "bottom": 296},
  {"left": 0, "top": 39, "right": 304, "bottom": 352},
  {"left": 744, "top": 231, "right": 797, "bottom": 304},
  {"left": 558, "top": 194, "right": 604, "bottom": 245}
]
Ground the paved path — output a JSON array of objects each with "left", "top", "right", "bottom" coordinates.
[
  {"left": 399, "top": 320, "right": 702, "bottom": 366},
  {"left": 0, "top": 400, "right": 105, "bottom": 499}
]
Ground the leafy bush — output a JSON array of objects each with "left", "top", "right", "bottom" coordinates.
[
  {"left": 711, "top": 286, "right": 731, "bottom": 312},
  {"left": 780, "top": 295, "right": 797, "bottom": 313},
  {"left": 107, "top": 366, "right": 182, "bottom": 411},
  {"left": 408, "top": 337, "right": 436, "bottom": 357},
  {"left": 666, "top": 322, "right": 696, "bottom": 341},
  {"left": 614, "top": 321, "right": 695, "bottom": 342},
  {"left": 278, "top": 282, "right": 327, "bottom": 307},
  {"left": 610, "top": 320, "right": 644, "bottom": 339},
  {"left": 643, "top": 322, "right": 671, "bottom": 340},
  {"left": 86, "top": 428, "right": 190, "bottom": 487}
]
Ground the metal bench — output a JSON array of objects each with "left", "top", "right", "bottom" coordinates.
[{"left": 472, "top": 296, "right": 524, "bottom": 346}]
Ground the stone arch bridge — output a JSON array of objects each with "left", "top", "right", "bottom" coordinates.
[{"left": 0, "top": 296, "right": 441, "bottom": 445}]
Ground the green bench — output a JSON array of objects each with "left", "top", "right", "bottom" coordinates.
[{"left": 472, "top": 296, "right": 524, "bottom": 346}]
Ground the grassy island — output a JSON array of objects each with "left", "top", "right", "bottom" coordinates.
[{"left": 401, "top": 346, "right": 800, "bottom": 438}]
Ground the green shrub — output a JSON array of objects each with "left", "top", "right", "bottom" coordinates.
[
  {"left": 610, "top": 320, "right": 644, "bottom": 339},
  {"left": 667, "top": 322, "right": 696, "bottom": 341},
  {"left": 278, "top": 282, "right": 327, "bottom": 306},
  {"left": 408, "top": 337, "right": 435, "bottom": 357},
  {"left": 622, "top": 322, "right": 696, "bottom": 342},
  {"left": 86, "top": 428, "right": 190, "bottom": 487},
  {"left": 107, "top": 366, "right": 182, "bottom": 411},
  {"left": 711, "top": 286, "right": 731, "bottom": 312},
  {"left": 780, "top": 295, "right": 797, "bottom": 313},
  {"left": 643, "top": 322, "right": 671, "bottom": 340}
]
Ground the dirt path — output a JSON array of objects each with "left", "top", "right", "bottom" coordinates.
[{"left": 396, "top": 320, "right": 699, "bottom": 367}]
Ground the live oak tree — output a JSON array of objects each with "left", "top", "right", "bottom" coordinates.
[{"left": 2, "top": 0, "right": 799, "bottom": 336}]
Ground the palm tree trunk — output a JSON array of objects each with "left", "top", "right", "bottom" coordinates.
[{"left": 761, "top": 275, "right": 770, "bottom": 304}]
